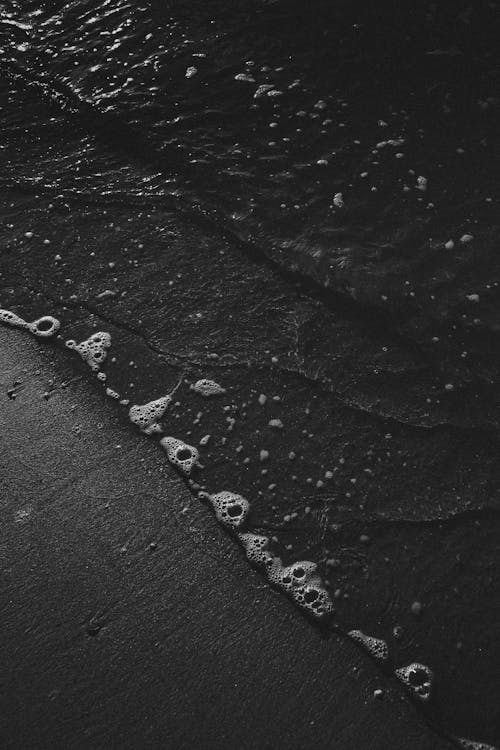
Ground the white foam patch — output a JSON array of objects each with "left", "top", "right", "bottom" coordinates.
[
  {"left": 0, "top": 309, "right": 60, "bottom": 338},
  {"left": 347, "top": 630, "right": 388, "bottom": 662},
  {"left": 394, "top": 662, "right": 433, "bottom": 702},
  {"left": 209, "top": 491, "right": 249, "bottom": 529},
  {"left": 254, "top": 84, "right": 274, "bottom": 98},
  {"left": 454, "top": 737, "right": 498, "bottom": 750},
  {"left": 29, "top": 316, "right": 60, "bottom": 338},
  {"left": 238, "top": 532, "right": 273, "bottom": 567},
  {"left": 268, "top": 558, "right": 319, "bottom": 589},
  {"left": 66, "top": 332, "right": 111, "bottom": 371},
  {"left": 129, "top": 395, "right": 172, "bottom": 435},
  {"left": 191, "top": 379, "right": 226, "bottom": 397},
  {"left": 0, "top": 308, "right": 29, "bottom": 331},
  {"left": 267, "top": 558, "right": 334, "bottom": 619},
  {"left": 160, "top": 436, "right": 199, "bottom": 476}
]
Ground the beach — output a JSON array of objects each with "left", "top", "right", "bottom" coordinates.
[{"left": 1, "top": 1, "right": 499, "bottom": 747}]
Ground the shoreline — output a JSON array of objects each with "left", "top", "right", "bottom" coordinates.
[{"left": 0, "top": 326, "right": 453, "bottom": 750}]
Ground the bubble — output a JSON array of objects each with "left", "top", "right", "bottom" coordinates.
[
  {"left": 0, "top": 308, "right": 29, "bottom": 331},
  {"left": 191, "top": 379, "right": 226, "bottom": 397},
  {"left": 237, "top": 532, "right": 273, "bottom": 567},
  {"left": 254, "top": 84, "right": 274, "bottom": 99},
  {"left": 28, "top": 316, "right": 60, "bottom": 338},
  {"left": 394, "top": 662, "right": 433, "bottom": 702},
  {"left": 129, "top": 395, "right": 172, "bottom": 435},
  {"left": 267, "top": 558, "right": 334, "bottom": 619},
  {"left": 235, "top": 73, "right": 255, "bottom": 83},
  {"left": 65, "top": 332, "right": 111, "bottom": 372},
  {"left": 209, "top": 491, "right": 250, "bottom": 529},
  {"left": 269, "top": 559, "right": 321, "bottom": 593},
  {"left": 0, "top": 309, "right": 60, "bottom": 338},
  {"left": 410, "top": 600, "right": 423, "bottom": 616},
  {"left": 160, "top": 436, "right": 199, "bottom": 476},
  {"left": 453, "top": 737, "right": 498, "bottom": 750},
  {"left": 347, "top": 630, "right": 389, "bottom": 662}
]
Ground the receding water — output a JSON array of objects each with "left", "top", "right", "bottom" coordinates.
[{"left": 1, "top": 1, "right": 500, "bottom": 747}]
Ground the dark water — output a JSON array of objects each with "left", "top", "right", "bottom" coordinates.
[
  {"left": 1, "top": 1, "right": 500, "bottom": 747},
  {"left": 3, "top": 0, "right": 500, "bottom": 399}
]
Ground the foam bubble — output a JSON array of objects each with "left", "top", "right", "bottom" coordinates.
[
  {"left": 129, "top": 395, "right": 172, "bottom": 435},
  {"left": 454, "top": 737, "right": 498, "bottom": 750},
  {"left": 394, "top": 662, "right": 433, "bottom": 702},
  {"left": 235, "top": 73, "right": 255, "bottom": 83},
  {"left": 191, "top": 379, "right": 226, "bottom": 397},
  {"left": 160, "top": 436, "right": 199, "bottom": 476},
  {"left": 0, "top": 308, "right": 29, "bottom": 331},
  {"left": 237, "top": 532, "right": 273, "bottom": 567},
  {"left": 28, "top": 316, "right": 60, "bottom": 338},
  {"left": 0, "top": 309, "right": 60, "bottom": 338},
  {"left": 65, "top": 332, "right": 111, "bottom": 371},
  {"left": 347, "top": 630, "right": 388, "bottom": 662},
  {"left": 267, "top": 558, "right": 334, "bottom": 619},
  {"left": 254, "top": 84, "right": 274, "bottom": 99},
  {"left": 268, "top": 559, "right": 319, "bottom": 589},
  {"left": 209, "top": 491, "right": 250, "bottom": 529}
]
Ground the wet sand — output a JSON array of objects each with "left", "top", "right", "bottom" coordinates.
[
  {"left": 0, "top": 328, "right": 454, "bottom": 749},
  {"left": 1, "top": 8, "right": 500, "bottom": 742},
  {"left": 2, "top": 172, "right": 500, "bottom": 742}
]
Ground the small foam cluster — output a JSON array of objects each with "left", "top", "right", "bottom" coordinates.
[
  {"left": 268, "top": 557, "right": 334, "bottom": 619},
  {"left": 160, "top": 436, "right": 199, "bottom": 475},
  {"left": 191, "top": 379, "right": 226, "bottom": 397},
  {"left": 454, "top": 737, "right": 498, "bottom": 750},
  {"left": 129, "top": 395, "right": 171, "bottom": 435},
  {"left": 347, "top": 630, "right": 388, "bottom": 662},
  {"left": 209, "top": 491, "right": 249, "bottom": 529},
  {"left": 205, "top": 498, "right": 332, "bottom": 620},
  {"left": 0, "top": 308, "right": 28, "bottom": 330},
  {"left": 238, "top": 532, "right": 273, "bottom": 567},
  {"left": 66, "top": 332, "right": 111, "bottom": 371},
  {"left": 395, "top": 662, "right": 433, "bottom": 702},
  {"left": 0, "top": 308, "right": 60, "bottom": 338}
]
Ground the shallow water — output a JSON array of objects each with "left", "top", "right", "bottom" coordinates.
[{"left": 1, "top": 1, "right": 500, "bottom": 746}]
